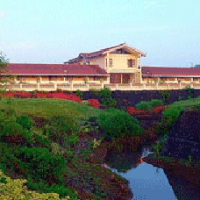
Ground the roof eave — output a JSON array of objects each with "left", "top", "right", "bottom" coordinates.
[{"left": 2, "top": 73, "right": 109, "bottom": 76}]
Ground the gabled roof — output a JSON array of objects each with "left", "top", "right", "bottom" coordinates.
[
  {"left": 142, "top": 66, "right": 200, "bottom": 77},
  {"left": 65, "top": 43, "right": 146, "bottom": 64},
  {"left": 2, "top": 63, "right": 108, "bottom": 76}
]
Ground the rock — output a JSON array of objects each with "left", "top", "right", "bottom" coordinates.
[{"left": 161, "top": 111, "right": 200, "bottom": 161}]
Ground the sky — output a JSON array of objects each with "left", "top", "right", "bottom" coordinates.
[{"left": 0, "top": 0, "right": 200, "bottom": 67}]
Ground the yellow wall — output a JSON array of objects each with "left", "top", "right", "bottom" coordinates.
[
  {"left": 107, "top": 53, "right": 138, "bottom": 70},
  {"left": 24, "top": 77, "right": 37, "bottom": 81},
  {"left": 57, "top": 77, "right": 64, "bottom": 81},
  {"left": 73, "top": 77, "right": 84, "bottom": 81},
  {"left": 177, "top": 78, "right": 191, "bottom": 81},
  {"left": 89, "top": 77, "right": 94, "bottom": 81},
  {"left": 89, "top": 52, "right": 139, "bottom": 70},
  {"left": 90, "top": 56, "right": 105, "bottom": 70},
  {"left": 42, "top": 77, "right": 49, "bottom": 81}
]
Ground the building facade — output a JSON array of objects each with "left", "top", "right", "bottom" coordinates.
[
  {"left": 3, "top": 44, "right": 200, "bottom": 91},
  {"left": 142, "top": 66, "right": 200, "bottom": 83},
  {"left": 65, "top": 43, "right": 146, "bottom": 84}
]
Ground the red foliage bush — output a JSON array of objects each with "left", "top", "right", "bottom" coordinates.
[
  {"left": 2, "top": 91, "right": 82, "bottom": 104},
  {"left": 87, "top": 99, "right": 100, "bottom": 108},
  {"left": 126, "top": 106, "right": 165, "bottom": 116}
]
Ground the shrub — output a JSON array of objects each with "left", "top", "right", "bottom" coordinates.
[
  {"left": 50, "top": 115, "right": 77, "bottom": 134},
  {"left": 50, "top": 142, "right": 65, "bottom": 156},
  {"left": 100, "top": 87, "right": 112, "bottom": 99},
  {"left": 0, "top": 118, "right": 23, "bottom": 136},
  {"left": 56, "top": 89, "right": 63, "bottom": 93},
  {"left": 82, "top": 100, "right": 90, "bottom": 106},
  {"left": 1, "top": 108, "right": 16, "bottom": 117},
  {"left": 16, "top": 114, "right": 33, "bottom": 130},
  {"left": 100, "top": 113, "right": 143, "bottom": 140},
  {"left": 135, "top": 101, "right": 153, "bottom": 111},
  {"left": 185, "top": 85, "right": 194, "bottom": 99},
  {"left": 97, "top": 108, "right": 127, "bottom": 125},
  {"left": 160, "top": 90, "right": 170, "bottom": 103},
  {"left": 15, "top": 147, "right": 65, "bottom": 181},
  {"left": 47, "top": 115, "right": 78, "bottom": 146},
  {"left": 31, "top": 89, "right": 38, "bottom": 95},
  {"left": 99, "top": 87, "right": 117, "bottom": 108},
  {"left": 89, "top": 88, "right": 101, "bottom": 98},
  {"left": 21, "top": 129, "right": 35, "bottom": 144},
  {"left": 88, "top": 116, "right": 98, "bottom": 122},
  {"left": 34, "top": 132, "right": 50, "bottom": 147},
  {"left": 74, "top": 89, "right": 83, "bottom": 99},
  {"left": 150, "top": 99, "right": 164, "bottom": 108},
  {"left": 0, "top": 170, "right": 74, "bottom": 200},
  {"left": 88, "top": 99, "right": 100, "bottom": 108},
  {"left": 102, "top": 97, "right": 117, "bottom": 108},
  {"left": 27, "top": 178, "right": 79, "bottom": 199},
  {"left": 159, "top": 106, "right": 186, "bottom": 135}
]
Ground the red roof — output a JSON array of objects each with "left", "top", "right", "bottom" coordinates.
[
  {"left": 66, "top": 43, "right": 146, "bottom": 64},
  {"left": 79, "top": 43, "right": 126, "bottom": 58},
  {"left": 3, "top": 63, "right": 108, "bottom": 76},
  {"left": 142, "top": 66, "right": 200, "bottom": 77}
]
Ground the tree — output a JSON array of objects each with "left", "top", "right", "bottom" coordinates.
[
  {"left": 0, "top": 51, "right": 9, "bottom": 71},
  {"left": 0, "top": 51, "right": 12, "bottom": 93}
]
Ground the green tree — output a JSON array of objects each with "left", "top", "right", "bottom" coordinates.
[{"left": 0, "top": 51, "right": 12, "bottom": 94}]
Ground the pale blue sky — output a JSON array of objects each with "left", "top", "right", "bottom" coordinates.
[{"left": 0, "top": 0, "right": 200, "bottom": 67}]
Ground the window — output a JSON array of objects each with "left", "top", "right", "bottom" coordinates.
[
  {"left": 106, "top": 59, "right": 107, "bottom": 67},
  {"left": 109, "top": 58, "right": 113, "bottom": 67},
  {"left": 127, "top": 59, "right": 135, "bottom": 67}
]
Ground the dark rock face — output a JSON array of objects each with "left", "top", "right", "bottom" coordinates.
[
  {"left": 161, "top": 111, "right": 200, "bottom": 161},
  {"left": 80, "top": 89, "right": 200, "bottom": 109}
]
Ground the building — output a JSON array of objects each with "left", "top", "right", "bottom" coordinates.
[
  {"left": 3, "top": 63, "right": 109, "bottom": 85},
  {"left": 65, "top": 43, "right": 146, "bottom": 84},
  {"left": 142, "top": 66, "right": 200, "bottom": 83},
  {"left": 3, "top": 44, "right": 200, "bottom": 91}
]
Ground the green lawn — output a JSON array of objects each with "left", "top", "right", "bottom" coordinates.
[
  {"left": 0, "top": 98, "right": 104, "bottom": 122},
  {"left": 166, "top": 96, "right": 200, "bottom": 109}
]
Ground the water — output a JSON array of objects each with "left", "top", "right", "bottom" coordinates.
[{"left": 105, "top": 146, "right": 178, "bottom": 200}]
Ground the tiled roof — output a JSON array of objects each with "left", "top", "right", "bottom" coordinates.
[
  {"left": 3, "top": 63, "right": 108, "bottom": 76},
  {"left": 142, "top": 66, "right": 200, "bottom": 77},
  {"left": 66, "top": 43, "right": 146, "bottom": 64},
  {"left": 79, "top": 43, "right": 126, "bottom": 58}
]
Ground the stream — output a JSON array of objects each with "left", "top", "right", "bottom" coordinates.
[{"left": 104, "top": 145, "right": 200, "bottom": 200}]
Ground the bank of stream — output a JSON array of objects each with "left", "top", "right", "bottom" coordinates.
[
  {"left": 104, "top": 145, "right": 178, "bottom": 200},
  {"left": 100, "top": 124, "right": 200, "bottom": 200}
]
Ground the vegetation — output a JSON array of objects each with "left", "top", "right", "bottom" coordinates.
[
  {"left": 74, "top": 89, "right": 83, "bottom": 100},
  {"left": 0, "top": 52, "right": 12, "bottom": 92},
  {"left": 16, "top": 114, "right": 33, "bottom": 130},
  {"left": 100, "top": 87, "right": 117, "bottom": 108},
  {"left": 135, "top": 99, "right": 163, "bottom": 111},
  {"left": 98, "top": 112, "right": 143, "bottom": 140},
  {"left": 1, "top": 91, "right": 200, "bottom": 199},
  {"left": 0, "top": 98, "right": 103, "bottom": 121},
  {"left": 0, "top": 170, "right": 74, "bottom": 200},
  {"left": 158, "top": 105, "right": 185, "bottom": 136},
  {"left": 159, "top": 90, "right": 170, "bottom": 104},
  {"left": 0, "top": 97, "right": 131, "bottom": 199},
  {"left": 185, "top": 85, "right": 195, "bottom": 99}
]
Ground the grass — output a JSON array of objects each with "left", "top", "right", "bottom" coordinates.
[
  {"left": 0, "top": 97, "right": 130, "bottom": 199},
  {"left": 0, "top": 98, "right": 104, "bottom": 122},
  {"left": 165, "top": 96, "right": 200, "bottom": 109}
]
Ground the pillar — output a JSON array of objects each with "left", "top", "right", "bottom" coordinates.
[{"left": 70, "top": 83, "right": 73, "bottom": 91}]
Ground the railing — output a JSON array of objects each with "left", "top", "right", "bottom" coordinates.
[
  {"left": 4, "top": 81, "right": 200, "bottom": 91},
  {"left": 22, "top": 84, "right": 37, "bottom": 88}
]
